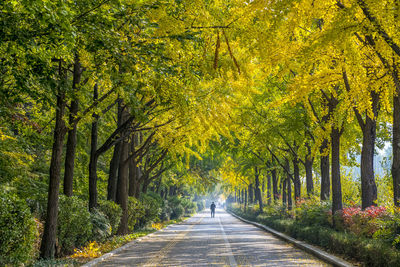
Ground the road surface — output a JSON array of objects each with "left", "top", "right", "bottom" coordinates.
[{"left": 95, "top": 209, "right": 331, "bottom": 266}]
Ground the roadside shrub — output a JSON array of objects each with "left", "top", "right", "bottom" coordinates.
[
  {"left": 160, "top": 200, "right": 173, "bottom": 221},
  {"left": 137, "top": 194, "right": 162, "bottom": 228},
  {"left": 127, "top": 197, "right": 145, "bottom": 232},
  {"left": 341, "top": 206, "right": 390, "bottom": 238},
  {"left": 171, "top": 204, "right": 185, "bottom": 219},
  {"left": 58, "top": 196, "right": 92, "bottom": 255},
  {"left": 294, "top": 198, "right": 331, "bottom": 227},
  {"left": 168, "top": 196, "right": 185, "bottom": 219},
  {"left": 0, "top": 192, "right": 37, "bottom": 266},
  {"left": 196, "top": 200, "right": 205, "bottom": 211},
  {"left": 98, "top": 200, "right": 122, "bottom": 235},
  {"left": 90, "top": 209, "right": 111, "bottom": 242},
  {"left": 181, "top": 198, "right": 197, "bottom": 215}
]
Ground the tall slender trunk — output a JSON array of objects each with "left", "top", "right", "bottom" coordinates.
[
  {"left": 305, "top": 143, "right": 314, "bottom": 196},
  {"left": 331, "top": 127, "right": 343, "bottom": 214},
  {"left": 156, "top": 175, "right": 162, "bottom": 194},
  {"left": 63, "top": 55, "right": 81, "bottom": 196},
  {"left": 271, "top": 168, "right": 279, "bottom": 201},
  {"left": 285, "top": 159, "right": 292, "bottom": 210},
  {"left": 142, "top": 174, "right": 150, "bottom": 194},
  {"left": 117, "top": 108, "right": 130, "bottom": 235},
  {"left": 248, "top": 183, "right": 254, "bottom": 203},
  {"left": 287, "top": 178, "right": 292, "bottom": 210},
  {"left": 255, "top": 169, "right": 263, "bottom": 212},
  {"left": 292, "top": 157, "right": 301, "bottom": 202},
  {"left": 392, "top": 65, "right": 400, "bottom": 206},
  {"left": 129, "top": 138, "right": 137, "bottom": 197},
  {"left": 267, "top": 173, "right": 272, "bottom": 205},
  {"left": 234, "top": 189, "right": 237, "bottom": 202},
  {"left": 320, "top": 139, "right": 330, "bottom": 201},
  {"left": 244, "top": 188, "right": 247, "bottom": 211},
  {"left": 107, "top": 141, "right": 121, "bottom": 202},
  {"left": 354, "top": 90, "right": 379, "bottom": 209},
  {"left": 107, "top": 99, "right": 123, "bottom": 202},
  {"left": 282, "top": 179, "right": 287, "bottom": 207},
  {"left": 360, "top": 114, "right": 378, "bottom": 209},
  {"left": 88, "top": 84, "right": 99, "bottom": 211},
  {"left": 40, "top": 62, "right": 67, "bottom": 259}
]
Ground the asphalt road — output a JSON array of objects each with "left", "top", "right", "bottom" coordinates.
[{"left": 95, "top": 209, "right": 331, "bottom": 266}]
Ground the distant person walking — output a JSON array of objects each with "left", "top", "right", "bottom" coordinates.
[{"left": 210, "top": 202, "right": 216, "bottom": 218}]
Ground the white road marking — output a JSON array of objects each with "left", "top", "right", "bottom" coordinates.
[{"left": 218, "top": 216, "right": 238, "bottom": 267}]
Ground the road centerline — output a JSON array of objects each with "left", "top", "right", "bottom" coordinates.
[{"left": 218, "top": 216, "right": 238, "bottom": 267}]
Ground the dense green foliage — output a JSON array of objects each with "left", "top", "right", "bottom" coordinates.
[
  {"left": 3, "top": 0, "right": 400, "bottom": 265},
  {"left": 57, "top": 196, "right": 92, "bottom": 255},
  {"left": 98, "top": 200, "right": 122, "bottom": 235},
  {"left": 90, "top": 209, "right": 112, "bottom": 243},
  {"left": 0, "top": 192, "right": 37, "bottom": 266}
]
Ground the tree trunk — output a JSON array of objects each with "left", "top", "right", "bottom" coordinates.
[
  {"left": 63, "top": 55, "right": 81, "bottom": 196},
  {"left": 271, "top": 168, "right": 279, "bottom": 201},
  {"left": 244, "top": 188, "right": 247, "bottom": 211},
  {"left": 305, "top": 143, "right": 314, "bottom": 196},
  {"left": 142, "top": 174, "right": 150, "bottom": 194},
  {"left": 128, "top": 137, "right": 137, "bottom": 197},
  {"left": 267, "top": 173, "right": 272, "bottom": 205},
  {"left": 392, "top": 66, "right": 400, "bottom": 206},
  {"left": 287, "top": 178, "right": 292, "bottom": 210},
  {"left": 107, "top": 99, "right": 123, "bottom": 202},
  {"left": 156, "top": 175, "right": 162, "bottom": 194},
  {"left": 116, "top": 108, "right": 130, "bottom": 235},
  {"left": 40, "top": 63, "right": 67, "bottom": 259},
  {"left": 292, "top": 157, "right": 301, "bottom": 202},
  {"left": 107, "top": 141, "right": 121, "bottom": 202},
  {"left": 285, "top": 159, "right": 292, "bottom": 210},
  {"left": 320, "top": 139, "right": 330, "bottom": 201},
  {"left": 248, "top": 183, "right": 254, "bottom": 203},
  {"left": 255, "top": 169, "right": 263, "bottom": 212},
  {"left": 331, "top": 127, "right": 343, "bottom": 215},
  {"left": 360, "top": 114, "right": 378, "bottom": 209},
  {"left": 282, "top": 179, "right": 287, "bottom": 207},
  {"left": 88, "top": 84, "right": 99, "bottom": 211}
]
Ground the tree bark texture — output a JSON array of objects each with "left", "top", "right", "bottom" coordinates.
[
  {"left": 116, "top": 108, "right": 130, "bottom": 235},
  {"left": 89, "top": 84, "right": 99, "bottom": 211},
  {"left": 271, "top": 168, "right": 279, "bottom": 201},
  {"left": 331, "top": 127, "right": 343, "bottom": 214},
  {"left": 40, "top": 63, "right": 67, "bottom": 259},
  {"left": 305, "top": 144, "right": 314, "bottom": 196},
  {"left": 255, "top": 169, "right": 263, "bottom": 212},
  {"left": 360, "top": 113, "right": 378, "bottom": 209},
  {"left": 267, "top": 173, "right": 272, "bottom": 205},
  {"left": 292, "top": 157, "right": 301, "bottom": 202},
  {"left": 63, "top": 55, "right": 81, "bottom": 196},
  {"left": 248, "top": 183, "right": 254, "bottom": 203},
  {"left": 320, "top": 139, "right": 330, "bottom": 201},
  {"left": 392, "top": 66, "right": 400, "bottom": 206}
]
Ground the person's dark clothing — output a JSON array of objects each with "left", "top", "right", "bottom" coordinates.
[{"left": 210, "top": 203, "right": 216, "bottom": 218}]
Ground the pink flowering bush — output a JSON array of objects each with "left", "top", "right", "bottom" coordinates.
[{"left": 341, "top": 206, "right": 390, "bottom": 237}]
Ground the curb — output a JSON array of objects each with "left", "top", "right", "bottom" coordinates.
[
  {"left": 227, "top": 210, "right": 354, "bottom": 267},
  {"left": 81, "top": 216, "right": 193, "bottom": 267}
]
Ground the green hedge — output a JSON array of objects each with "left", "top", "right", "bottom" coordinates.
[
  {"left": 57, "top": 196, "right": 92, "bottom": 255},
  {"left": 229, "top": 206, "right": 400, "bottom": 266},
  {"left": 98, "top": 200, "right": 122, "bottom": 235},
  {"left": 0, "top": 192, "right": 37, "bottom": 266}
]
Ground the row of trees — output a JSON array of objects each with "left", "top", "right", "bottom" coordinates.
[
  {"left": 1, "top": 0, "right": 240, "bottom": 260},
  {"left": 2, "top": 0, "right": 400, "bottom": 261},
  {"left": 218, "top": 0, "right": 400, "bottom": 216}
]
